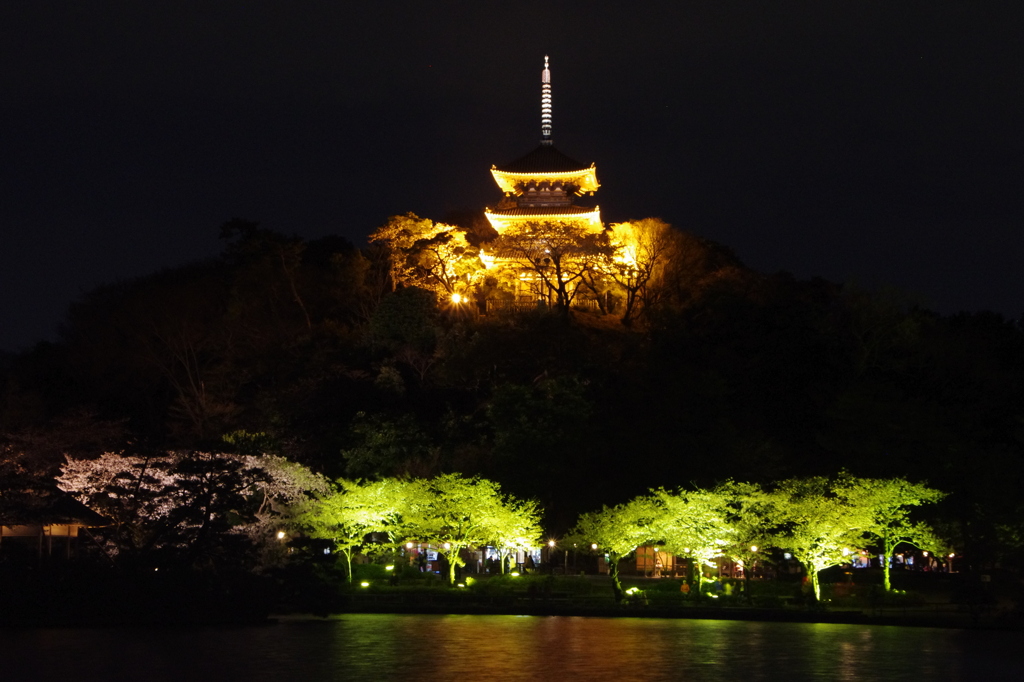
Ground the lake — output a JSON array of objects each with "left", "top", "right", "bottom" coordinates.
[{"left": 2, "top": 614, "right": 1020, "bottom": 681}]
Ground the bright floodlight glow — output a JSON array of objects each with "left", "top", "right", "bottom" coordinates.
[
  {"left": 385, "top": 565, "right": 394, "bottom": 571},
  {"left": 443, "top": 542, "right": 451, "bottom": 550},
  {"left": 360, "top": 581, "right": 370, "bottom": 588},
  {"left": 591, "top": 543, "right": 598, "bottom": 550},
  {"left": 406, "top": 542, "right": 414, "bottom": 549},
  {"left": 451, "top": 293, "right": 463, "bottom": 304},
  {"left": 949, "top": 553, "right": 955, "bottom": 558},
  {"left": 548, "top": 540, "right": 556, "bottom": 547},
  {"left": 750, "top": 545, "right": 758, "bottom": 553},
  {"left": 276, "top": 531, "right": 286, "bottom": 540},
  {"left": 510, "top": 571, "right": 520, "bottom": 577}
]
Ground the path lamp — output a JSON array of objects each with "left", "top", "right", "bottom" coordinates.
[{"left": 547, "top": 539, "right": 558, "bottom": 574}]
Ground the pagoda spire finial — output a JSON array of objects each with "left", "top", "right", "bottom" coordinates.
[{"left": 541, "top": 55, "right": 552, "bottom": 145}]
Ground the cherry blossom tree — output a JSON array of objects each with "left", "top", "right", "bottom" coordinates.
[{"left": 57, "top": 450, "right": 325, "bottom": 569}]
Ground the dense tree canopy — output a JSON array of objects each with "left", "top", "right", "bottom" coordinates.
[
  {"left": 56, "top": 450, "right": 326, "bottom": 571},
  {"left": 1, "top": 213, "right": 1022, "bottom": 576}
]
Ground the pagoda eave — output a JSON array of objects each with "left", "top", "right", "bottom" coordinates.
[
  {"left": 490, "top": 166, "right": 600, "bottom": 195},
  {"left": 484, "top": 206, "right": 603, "bottom": 234}
]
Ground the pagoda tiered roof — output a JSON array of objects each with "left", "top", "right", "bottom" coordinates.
[
  {"left": 486, "top": 205, "right": 597, "bottom": 217},
  {"left": 484, "top": 57, "right": 602, "bottom": 234},
  {"left": 490, "top": 145, "right": 599, "bottom": 195},
  {"left": 495, "top": 145, "right": 590, "bottom": 173},
  {"left": 484, "top": 205, "right": 602, "bottom": 233}
]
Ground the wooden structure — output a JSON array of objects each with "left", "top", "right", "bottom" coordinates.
[{"left": 484, "top": 57, "right": 602, "bottom": 235}]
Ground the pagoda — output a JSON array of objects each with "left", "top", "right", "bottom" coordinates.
[{"left": 484, "top": 57, "right": 602, "bottom": 234}]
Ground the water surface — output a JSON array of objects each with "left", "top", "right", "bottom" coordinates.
[{"left": 2, "top": 614, "right": 1020, "bottom": 681}]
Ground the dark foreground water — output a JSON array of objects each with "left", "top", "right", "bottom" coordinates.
[{"left": 2, "top": 614, "right": 1021, "bottom": 681}]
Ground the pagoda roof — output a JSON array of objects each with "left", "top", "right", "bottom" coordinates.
[
  {"left": 484, "top": 204, "right": 603, "bottom": 234},
  {"left": 485, "top": 205, "right": 596, "bottom": 217},
  {"left": 495, "top": 144, "right": 590, "bottom": 173},
  {"left": 491, "top": 146, "right": 600, "bottom": 195}
]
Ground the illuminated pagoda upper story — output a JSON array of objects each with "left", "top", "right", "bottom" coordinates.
[{"left": 485, "top": 56, "right": 602, "bottom": 234}]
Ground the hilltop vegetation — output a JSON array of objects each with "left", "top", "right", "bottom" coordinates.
[{"left": 2, "top": 216, "right": 1023, "bottom": 569}]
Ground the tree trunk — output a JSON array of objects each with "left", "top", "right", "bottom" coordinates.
[
  {"left": 608, "top": 552, "right": 624, "bottom": 603},
  {"left": 882, "top": 534, "right": 895, "bottom": 592},
  {"left": 810, "top": 568, "right": 821, "bottom": 602},
  {"left": 691, "top": 558, "right": 706, "bottom": 597}
]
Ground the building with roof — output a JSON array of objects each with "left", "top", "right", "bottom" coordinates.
[
  {"left": 484, "top": 57, "right": 602, "bottom": 235},
  {"left": 479, "top": 58, "right": 607, "bottom": 310}
]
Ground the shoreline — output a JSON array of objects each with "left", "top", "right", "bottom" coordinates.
[
  {"left": 307, "top": 600, "right": 1023, "bottom": 631},
  {"left": 4, "top": 605, "right": 1018, "bottom": 631}
]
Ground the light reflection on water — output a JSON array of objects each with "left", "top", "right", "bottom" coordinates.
[{"left": 1, "top": 614, "right": 1021, "bottom": 681}]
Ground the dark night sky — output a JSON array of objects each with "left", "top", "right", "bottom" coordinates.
[{"left": 2, "top": 1, "right": 1022, "bottom": 351}]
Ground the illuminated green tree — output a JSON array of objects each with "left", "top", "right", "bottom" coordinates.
[
  {"left": 716, "top": 481, "right": 778, "bottom": 602},
  {"left": 488, "top": 497, "right": 543, "bottom": 574},
  {"left": 405, "top": 473, "right": 511, "bottom": 585},
  {"left": 848, "top": 476, "right": 947, "bottom": 591},
  {"left": 649, "top": 488, "right": 735, "bottom": 595},
  {"left": 297, "top": 478, "right": 423, "bottom": 583},
  {"left": 568, "top": 497, "right": 659, "bottom": 602},
  {"left": 773, "top": 476, "right": 870, "bottom": 602}
]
